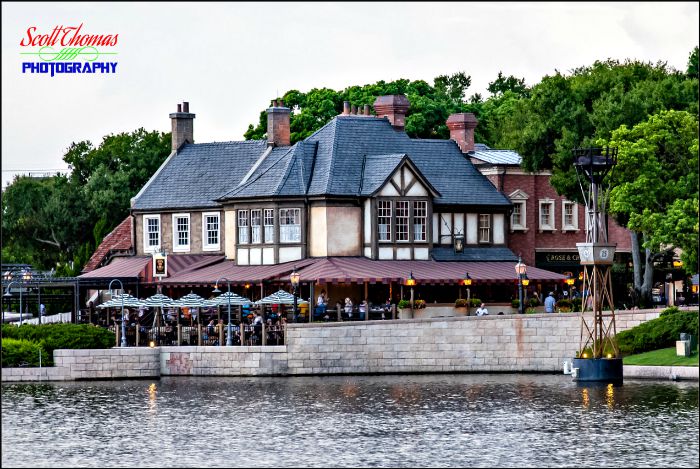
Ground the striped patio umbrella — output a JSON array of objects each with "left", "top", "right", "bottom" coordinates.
[
  {"left": 255, "top": 289, "right": 308, "bottom": 305},
  {"left": 142, "top": 293, "right": 175, "bottom": 328},
  {"left": 209, "top": 291, "right": 251, "bottom": 307},
  {"left": 96, "top": 293, "right": 143, "bottom": 308},
  {"left": 174, "top": 291, "right": 208, "bottom": 308},
  {"left": 142, "top": 293, "right": 174, "bottom": 308}
]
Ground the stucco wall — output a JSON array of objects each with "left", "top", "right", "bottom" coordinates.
[
  {"left": 326, "top": 206, "right": 362, "bottom": 256},
  {"left": 2, "top": 309, "right": 678, "bottom": 382}
]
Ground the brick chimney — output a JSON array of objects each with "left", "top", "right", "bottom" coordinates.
[
  {"left": 169, "top": 101, "right": 195, "bottom": 151},
  {"left": 446, "top": 113, "right": 478, "bottom": 153},
  {"left": 373, "top": 95, "right": 410, "bottom": 131},
  {"left": 266, "top": 99, "right": 291, "bottom": 147}
]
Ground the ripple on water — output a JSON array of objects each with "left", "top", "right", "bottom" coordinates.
[{"left": 1, "top": 374, "right": 698, "bottom": 468}]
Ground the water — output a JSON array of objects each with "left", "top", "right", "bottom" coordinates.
[{"left": 2, "top": 374, "right": 698, "bottom": 468}]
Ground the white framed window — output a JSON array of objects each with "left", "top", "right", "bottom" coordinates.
[
  {"left": 478, "top": 214, "right": 491, "bottom": 243},
  {"left": 413, "top": 201, "right": 427, "bottom": 242},
  {"left": 396, "top": 201, "right": 409, "bottom": 242},
  {"left": 202, "top": 212, "right": 220, "bottom": 251},
  {"left": 562, "top": 201, "right": 578, "bottom": 232},
  {"left": 511, "top": 201, "right": 527, "bottom": 231},
  {"left": 143, "top": 214, "right": 161, "bottom": 253},
  {"left": 378, "top": 200, "right": 392, "bottom": 242},
  {"left": 238, "top": 210, "right": 249, "bottom": 244},
  {"left": 264, "top": 209, "right": 274, "bottom": 243},
  {"left": 251, "top": 209, "right": 262, "bottom": 244},
  {"left": 172, "top": 213, "right": 190, "bottom": 252},
  {"left": 280, "top": 208, "right": 301, "bottom": 243},
  {"left": 539, "top": 199, "right": 556, "bottom": 231}
]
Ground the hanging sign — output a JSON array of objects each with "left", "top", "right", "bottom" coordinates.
[{"left": 153, "top": 252, "right": 168, "bottom": 278}]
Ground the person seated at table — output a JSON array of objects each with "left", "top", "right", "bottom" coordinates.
[
  {"left": 316, "top": 289, "right": 327, "bottom": 318},
  {"left": 207, "top": 319, "right": 216, "bottom": 336}
]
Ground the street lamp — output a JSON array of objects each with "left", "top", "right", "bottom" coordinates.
[
  {"left": 3, "top": 270, "right": 32, "bottom": 326},
  {"left": 405, "top": 272, "right": 416, "bottom": 318},
  {"left": 515, "top": 256, "right": 527, "bottom": 314},
  {"left": 565, "top": 273, "right": 575, "bottom": 298},
  {"left": 290, "top": 267, "right": 300, "bottom": 322},
  {"left": 4, "top": 280, "right": 21, "bottom": 325},
  {"left": 213, "top": 277, "right": 233, "bottom": 346},
  {"left": 108, "top": 279, "right": 127, "bottom": 347}
]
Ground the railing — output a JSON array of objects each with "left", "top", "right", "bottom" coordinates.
[{"left": 108, "top": 322, "right": 286, "bottom": 347}]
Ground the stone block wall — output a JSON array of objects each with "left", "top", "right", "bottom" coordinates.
[
  {"left": 283, "top": 310, "right": 663, "bottom": 375},
  {"left": 0, "top": 309, "right": 669, "bottom": 381},
  {"left": 159, "top": 346, "right": 288, "bottom": 376}
]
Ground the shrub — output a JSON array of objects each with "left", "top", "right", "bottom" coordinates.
[
  {"left": 1, "top": 323, "right": 115, "bottom": 366},
  {"left": 615, "top": 307, "right": 699, "bottom": 355},
  {"left": 571, "top": 297, "right": 582, "bottom": 312},
  {"left": 397, "top": 300, "right": 411, "bottom": 309},
  {"left": 525, "top": 307, "right": 538, "bottom": 314},
  {"left": 414, "top": 299, "right": 426, "bottom": 309},
  {"left": 455, "top": 299, "right": 468, "bottom": 308},
  {"left": 528, "top": 297, "right": 540, "bottom": 308},
  {"left": 1, "top": 338, "right": 48, "bottom": 367},
  {"left": 470, "top": 298, "right": 482, "bottom": 308},
  {"left": 511, "top": 299, "right": 520, "bottom": 308}
]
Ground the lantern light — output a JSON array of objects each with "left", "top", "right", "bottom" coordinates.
[
  {"left": 463, "top": 272, "right": 472, "bottom": 286},
  {"left": 405, "top": 272, "right": 416, "bottom": 287}
]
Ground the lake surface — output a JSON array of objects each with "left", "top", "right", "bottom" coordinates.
[{"left": 2, "top": 374, "right": 698, "bottom": 468}]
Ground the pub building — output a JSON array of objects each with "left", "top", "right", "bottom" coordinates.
[{"left": 80, "top": 96, "right": 567, "bottom": 315}]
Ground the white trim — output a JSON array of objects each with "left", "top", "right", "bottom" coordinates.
[
  {"left": 202, "top": 211, "right": 221, "bottom": 251},
  {"left": 510, "top": 200, "right": 527, "bottom": 232},
  {"left": 561, "top": 200, "right": 579, "bottom": 232},
  {"left": 538, "top": 199, "right": 556, "bottom": 232},
  {"left": 142, "top": 214, "right": 161, "bottom": 253},
  {"left": 171, "top": 213, "right": 191, "bottom": 252},
  {"left": 478, "top": 167, "right": 552, "bottom": 177}
]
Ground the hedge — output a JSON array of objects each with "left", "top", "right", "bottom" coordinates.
[
  {"left": 615, "top": 307, "right": 699, "bottom": 355},
  {"left": 1, "top": 338, "right": 48, "bottom": 367},
  {"left": 1, "top": 323, "right": 115, "bottom": 366}
]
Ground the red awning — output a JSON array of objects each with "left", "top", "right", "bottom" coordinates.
[
  {"left": 161, "top": 258, "right": 317, "bottom": 287},
  {"left": 289, "top": 257, "right": 566, "bottom": 285},
  {"left": 78, "top": 256, "right": 151, "bottom": 279}
]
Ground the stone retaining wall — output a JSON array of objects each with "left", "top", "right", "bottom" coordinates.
[{"left": 3, "top": 309, "right": 692, "bottom": 382}]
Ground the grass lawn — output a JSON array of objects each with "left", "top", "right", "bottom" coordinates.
[{"left": 623, "top": 345, "right": 699, "bottom": 366}]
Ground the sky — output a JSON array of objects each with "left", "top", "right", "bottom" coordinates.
[{"left": 2, "top": 2, "right": 698, "bottom": 189}]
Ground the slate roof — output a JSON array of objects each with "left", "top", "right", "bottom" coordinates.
[
  {"left": 131, "top": 140, "right": 270, "bottom": 210},
  {"left": 134, "top": 115, "right": 512, "bottom": 210},
  {"left": 220, "top": 116, "right": 510, "bottom": 207},
  {"left": 431, "top": 246, "right": 519, "bottom": 262}
]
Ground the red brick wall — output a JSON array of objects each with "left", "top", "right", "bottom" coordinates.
[{"left": 484, "top": 170, "right": 631, "bottom": 266}]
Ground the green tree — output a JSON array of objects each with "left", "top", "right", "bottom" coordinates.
[
  {"left": 606, "top": 110, "right": 699, "bottom": 298},
  {"left": 243, "top": 72, "right": 485, "bottom": 144},
  {"left": 2, "top": 128, "right": 170, "bottom": 271},
  {"left": 487, "top": 71, "right": 529, "bottom": 98}
]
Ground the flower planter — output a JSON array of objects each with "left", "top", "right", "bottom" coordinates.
[{"left": 454, "top": 307, "right": 468, "bottom": 316}]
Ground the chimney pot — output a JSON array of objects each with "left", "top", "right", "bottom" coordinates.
[
  {"left": 446, "top": 113, "right": 478, "bottom": 153},
  {"left": 373, "top": 95, "right": 410, "bottom": 130},
  {"left": 343, "top": 101, "right": 351, "bottom": 115},
  {"left": 169, "top": 101, "right": 195, "bottom": 151},
  {"left": 266, "top": 99, "right": 291, "bottom": 147},
  {"left": 351, "top": 105, "right": 357, "bottom": 115},
  {"left": 364, "top": 104, "right": 370, "bottom": 116}
]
